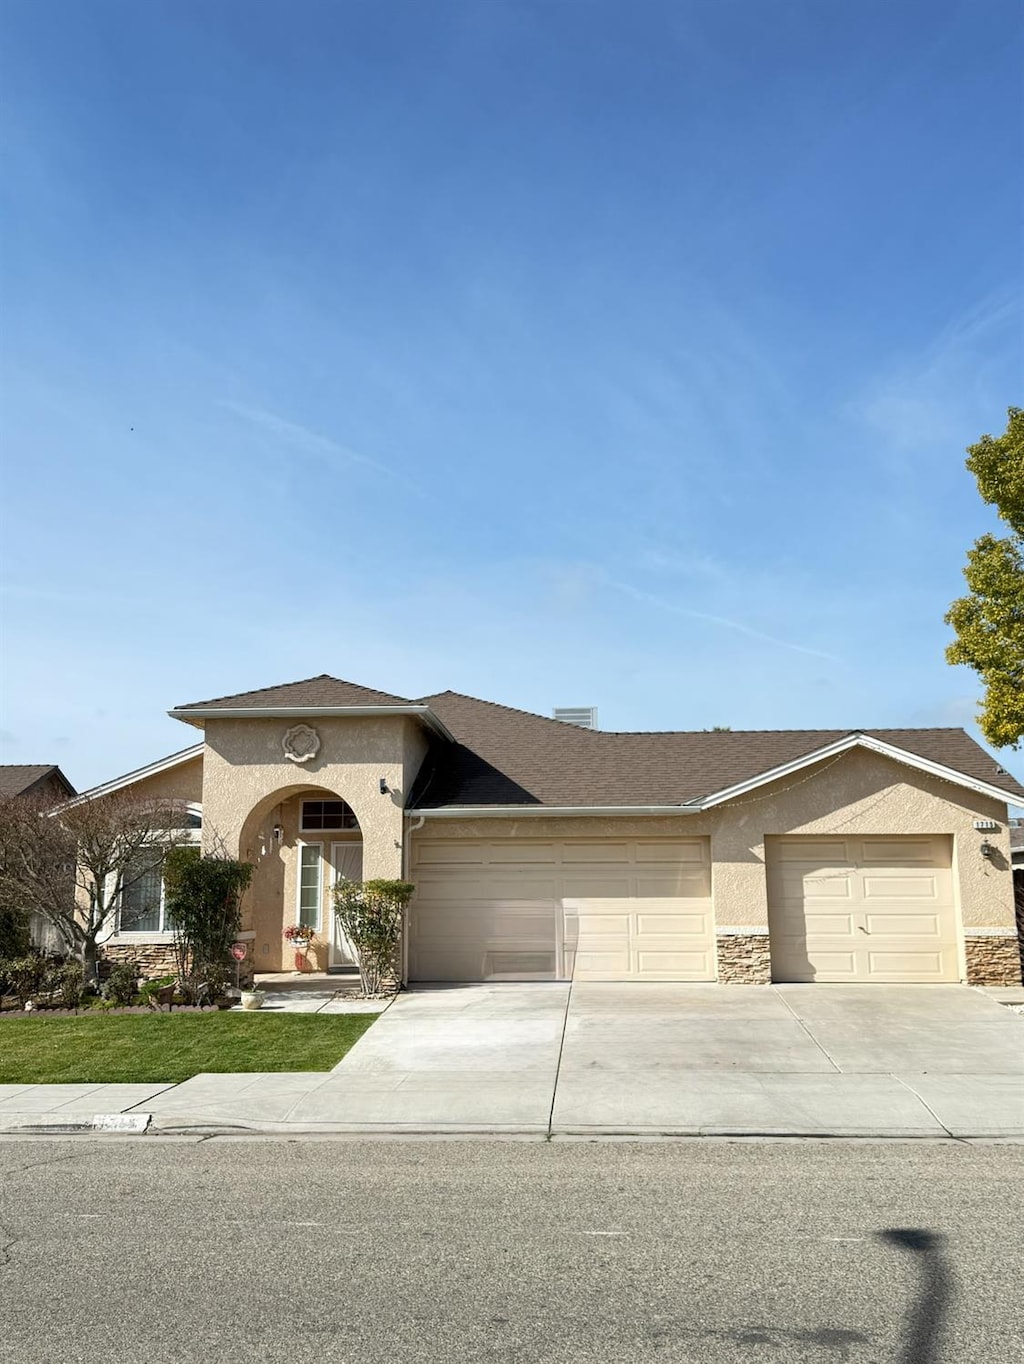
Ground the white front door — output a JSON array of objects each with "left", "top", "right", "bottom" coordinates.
[{"left": 329, "top": 841, "right": 363, "bottom": 969}]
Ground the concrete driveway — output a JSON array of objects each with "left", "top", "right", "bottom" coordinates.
[
  {"left": 19, "top": 981, "right": 1013, "bottom": 1137},
  {"left": 308, "top": 981, "right": 1024, "bottom": 1137}
]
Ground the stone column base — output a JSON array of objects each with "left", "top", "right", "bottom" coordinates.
[
  {"left": 716, "top": 930, "right": 772, "bottom": 984},
  {"left": 964, "top": 933, "right": 1023, "bottom": 986}
]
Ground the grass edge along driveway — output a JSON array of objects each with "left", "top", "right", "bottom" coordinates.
[{"left": 0, "top": 1012, "right": 378, "bottom": 1085}]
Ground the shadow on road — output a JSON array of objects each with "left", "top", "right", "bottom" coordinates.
[{"left": 879, "top": 1228, "right": 953, "bottom": 1364}]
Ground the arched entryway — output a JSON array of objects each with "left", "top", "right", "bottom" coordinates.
[{"left": 237, "top": 786, "right": 364, "bottom": 973}]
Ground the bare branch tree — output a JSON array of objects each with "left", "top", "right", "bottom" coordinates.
[{"left": 0, "top": 789, "right": 191, "bottom": 982}]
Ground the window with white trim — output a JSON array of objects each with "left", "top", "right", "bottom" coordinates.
[
  {"left": 116, "top": 804, "right": 202, "bottom": 936},
  {"left": 297, "top": 843, "right": 323, "bottom": 930},
  {"left": 119, "top": 851, "right": 169, "bottom": 933},
  {"left": 300, "top": 799, "right": 358, "bottom": 831}
]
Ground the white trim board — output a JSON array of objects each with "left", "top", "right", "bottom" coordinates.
[{"left": 169, "top": 704, "right": 455, "bottom": 741}]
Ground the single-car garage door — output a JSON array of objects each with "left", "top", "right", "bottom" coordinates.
[
  {"left": 766, "top": 835, "right": 959, "bottom": 982},
  {"left": 409, "top": 837, "right": 714, "bottom": 982}
]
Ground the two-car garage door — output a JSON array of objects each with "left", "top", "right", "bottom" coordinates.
[
  {"left": 765, "top": 835, "right": 959, "bottom": 982},
  {"left": 409, "top": 833, "right": 962, "bottom": 983},
  {"left": 409, "top": 837, "right": 714, "bottom": 982}
]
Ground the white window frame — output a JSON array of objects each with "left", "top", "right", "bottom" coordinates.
[
  {"left": 111, "top": 804, "right": 203, "bottom": 942},
  {"left": 296, "top": 840, "right": 324, "bottom": 933},
  {"left": 299, "top": 798, "right": 358, "bottom": 833}
]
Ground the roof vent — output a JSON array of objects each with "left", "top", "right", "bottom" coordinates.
[{"left": 553, "top": 707, "right": 598, "bottom": 730}]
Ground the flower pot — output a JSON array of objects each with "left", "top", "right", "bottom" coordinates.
[{"left": 240, "top": 990, "right": 266, "bottom": 1011}]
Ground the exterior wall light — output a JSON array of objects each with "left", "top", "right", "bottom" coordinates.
[
  {"left": 272, "top": 824, "right": 284, "bottom": 844},
  {"left": 379, "top": 777, "right": 390, "bottom": 795},
  {"left": 979, "top": 839, "right": 995, "bottom": 861}
]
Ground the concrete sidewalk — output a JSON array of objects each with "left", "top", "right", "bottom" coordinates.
[{"left": 1, "top": 983, "right": 1023, "bottom": 1138}]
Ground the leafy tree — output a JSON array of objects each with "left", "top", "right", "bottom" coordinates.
[
  {"left": 946, "top": 407, "right": 1024, "bottom": 749},
  {"left": 0, "top": 789, "right": 190, "bottom": 983}
]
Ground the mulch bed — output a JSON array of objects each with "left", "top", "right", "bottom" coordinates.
[{"left": 0, "top": 1005, "right": 221, "bottom": 1019}]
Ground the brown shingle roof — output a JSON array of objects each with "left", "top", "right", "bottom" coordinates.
[
  {"left": 409, "top": 691, "right": 1024, "bottom": 808},
  {"left": 175, "top": 674, "right": 413, "bottom": 711},
  {"left": 0, "top": 765, "right": 76, "bottom": 799},
  {"left": 169, "top": 673, "right": 1024, "bottom": 808}
]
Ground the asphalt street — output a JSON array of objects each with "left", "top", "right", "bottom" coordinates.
[{"left": 1, "top": 1137, "right": 1022, "bottom": 1363}]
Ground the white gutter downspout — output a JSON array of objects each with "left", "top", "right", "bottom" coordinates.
[{"left": 402, "top": 814, "right": 426, "bottom": 987}]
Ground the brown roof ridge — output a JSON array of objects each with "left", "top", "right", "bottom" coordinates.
[
  {"left": 176, "top": 673, "right": 413, "bottom": 709},
  {"left": 416, "top": 689, "right": 602, "bottom": 734}
]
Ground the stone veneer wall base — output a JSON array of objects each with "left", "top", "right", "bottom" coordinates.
[
  {"left": 101, "top": 942, "right": 256, "bottom": 987},
  {"left": 964, "top": 933, "right": 1023, "bottom": 987},
  {"left": 715, "top": 932, "right": 772, "bottom": 984},
  {"left": 101, "top": 943, "right": 179, "bottom": 979}
]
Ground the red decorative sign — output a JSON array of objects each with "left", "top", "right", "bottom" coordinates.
[{"left": 230, "top": 943, "right": 248, "bottom": 962}]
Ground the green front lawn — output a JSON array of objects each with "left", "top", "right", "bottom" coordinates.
[{"left": 0, "top": 1012, "right": 378, "bottom": 1085}]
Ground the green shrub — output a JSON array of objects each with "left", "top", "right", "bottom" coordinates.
[
  {"left": 52, "top": 960, "right": 84, "bottom": 1010},
  {"left": 332, "top": 878, "right": 415, "bottom": 995},
  {"left": 163, "top": 850, "right": 253, "bottom": 1003},
  {"left": 4, "top": 954, "right": 49, "bottom": 1007},
  {"left": 104, "top": 960, "right": 141, "bottom": 1007}
]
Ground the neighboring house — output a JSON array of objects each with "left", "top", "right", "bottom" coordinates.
[
  {"left": 0, "top": 764, "right": 78, "bottom": 952},
  {"left": 72, "top": 673, "right": 1024, "bottom": 987},
  {"left": 0, "top": 764, "right": 76, "bottom": 804},
  {"left": 1011, "top": 820, "right": 1024, "bottom": 871}
]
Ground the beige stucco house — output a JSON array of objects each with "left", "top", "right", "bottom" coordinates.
[{"left": 82, "top": 673, "right": 1024, "bottom": 987}]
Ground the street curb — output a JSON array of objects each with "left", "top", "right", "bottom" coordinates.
[{"left": 0, "top": 1112, "right": 151, "bottom": 1135}]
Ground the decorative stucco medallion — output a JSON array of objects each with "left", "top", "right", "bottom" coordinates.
[{"left": 282, "top": 723, "right": 321, "bottom": 764}]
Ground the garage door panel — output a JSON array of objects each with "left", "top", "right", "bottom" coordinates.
[
  {"left": 636, "top": 841, "right": 706, "bottom": 864},
  {"left": 862, "top": 875, "right": 940, "bottom": 900},
  {"left": 861, "top": 838, "right": 947, "bottom": 864},
  {"left": 486, "top": 843, "right": 559, "bottom": 865},
  {"left": 415, "top": 843, "right": 487, "bottom": 866},
  {"left": 866, "top": 951, "right": 949, "bottom": 977},
  {"left": 635, "top": 912, "right": 711, "bottom": 936},
  {"left": 575, "top": 950, "right": 633, "bottom": 975},
  {"left": 636, "top": 871, "right": 710, "bottom": 897},
  {"left": 562, "top": 876, "right": 633, "bottom": 897},
  {"left": 863, "top": 913, "right": 943, "bottom": 937},
  {"left": 562, "top": 842, "right": 632, "bottom": 863},
  {"left": 803, "top": 912, "right": 858, "bottom": 935},
  {"left": 786, "top": 874, "right": 853, "bottom": 898},
  {"left": 574, "top": 912, "right": 631, "bottom": 937},
  {"left": 776, "top": 839, "right": 851, "bottom": 863},
  {"left": 767, "top": 835, "right": 958, "bottom": 983},
  {"left": 773, "top": 944, "right": 857, "bottom": 980},
  {"left": 416, "top": 876, "right": 559, "bottom": 901}
]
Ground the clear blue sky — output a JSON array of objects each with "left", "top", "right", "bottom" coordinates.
[{"left": 1, "top": 0, "right": 1022, "bottom": 791}]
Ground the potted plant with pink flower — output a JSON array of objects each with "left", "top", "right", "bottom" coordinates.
[{"left": 283, "top": 924, "right": 317, "bottom": 973}]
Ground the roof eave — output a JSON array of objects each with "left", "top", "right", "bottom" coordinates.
[
  {"left": 168, "top": 704, "right": 455, "bottom": 742},
  {"left": 407, "top": 804, "right": 701, "bottom": 817}
]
